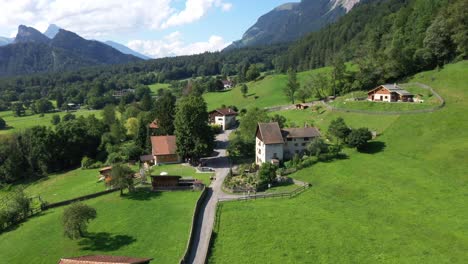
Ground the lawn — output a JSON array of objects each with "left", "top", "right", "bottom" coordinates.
[
  {"left": 329, "top": 83, "right": 442, "bottom": 112},
  {"left": 0, "top": 109, "right": 101, "bottom": 135},
  {"left": 203, "top": 67, "right": 332, "bottom": 111},
  {"left": 150, "top": 164, "right": 213, "bottom": 185},
  {"left": 208, "top": 61, "right": 468, "bottom": 263},
  {"left": 0, "top": 190, "right": 201, "bottom": 264}
]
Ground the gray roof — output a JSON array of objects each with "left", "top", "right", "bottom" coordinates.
[
  {"left": 282, "top": 127, "right": 321, "bottom": 138},
  {"left": 382, "top": 84, "right": 413, "bottom": 96},
  {"left": 257, "top": 122, "right": 284, "bottom": 144}
]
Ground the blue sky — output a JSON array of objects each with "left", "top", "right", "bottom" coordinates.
[{"left": 0, "top": 0, "right": 293, "bottom": 58}]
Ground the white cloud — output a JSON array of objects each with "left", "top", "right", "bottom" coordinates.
[
  {"left": 162, "top": 0, "right": 232, "bottom": 29},
  {"left": 0, "top": 0, "right": 232, "bottom": 38},
  {"left": 128, "top": 31, "right": 230, "bottom": 58}
]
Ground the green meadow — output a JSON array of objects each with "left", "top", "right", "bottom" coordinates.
[
  {"left": 208, "top": 62, "right": 468, "bottom": 263},
  {"left": 0, "top": 190, "right": 200, "bottom": 264},
  {"left": 0, "top": 109, "right": 100, "bottom": 135},
  {"left": 151, "top": 164, "right": 213, "bottom": 185},
  {"left": 203, "top": 67, "right": 332, "bottom": 111}
]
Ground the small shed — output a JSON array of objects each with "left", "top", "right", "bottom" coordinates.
[
  {"left": 59, "top": 255, "right": 153, "bottom": 264},
  {"left": 150, "top": 175, "right": 181, "bottom": 189}
]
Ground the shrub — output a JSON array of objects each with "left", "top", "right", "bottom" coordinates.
[
  {"left": 210, "top": 124, "right": 223, "bottom": 134},
  {"left": 81, "top": 156, "right": 95, "bottom": 169},
  {"left": 258, "top": 163, "right": 278, "bottom": 185}
]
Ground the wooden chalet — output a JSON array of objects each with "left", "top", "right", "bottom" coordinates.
[
  {"left": 151, "top": 135, "right": 181, "bottom": 165},
  {"left": 368, "top": 84, "right": 414, "bottom": 102}
]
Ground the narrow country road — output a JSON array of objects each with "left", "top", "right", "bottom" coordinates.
[{"left": 187, "top": 129, "right": 236, "bottom": 264}]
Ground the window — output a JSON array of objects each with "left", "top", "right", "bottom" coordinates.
[
  {"left": 302, "top": 143, "right": 306, "bottom": 146},
  {"left": 294, "top": 143, "right": 298, "bottom": 147},
  {"left": 273, "top": 153, "right": 278, "bottom": 159},
  {"left": 217, "top": 117, "right": 223, "bottom": 121},
  {"left": 304, "top": 137, "right": 309, "bottom": 141},
  {"left": 258, "top": 149, "right": 261, "bottom": 154},
  {"left": 385, "top": 96, "right": 388, "bottom": 99},
  {"left": 287, "top": 138, "right": 292, "bottom": 141}
]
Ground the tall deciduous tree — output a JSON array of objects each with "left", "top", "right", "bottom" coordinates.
[
  {"left": 62, "top": 203, "right": 97, "bottom": 239},
  {"left": 284, "top": 68, "right": 299, "bottom": 104},
  {"left": 174, "top": 96, "right": 214, "bottom": 161},
  {"left": 102, "top": 104, "right": 116, "bottom": 127},
  {"left": 327, "top": 117, "right": 351, "bottom": 143},
  {"left": 241, "top": 84, "right": 248, "bottom": 97},
  {"left": 111, "top": 164, "right": 135, "bottom": 195},
  {"left": 347, "top": 128, "right": 373, "bottom": 150}
]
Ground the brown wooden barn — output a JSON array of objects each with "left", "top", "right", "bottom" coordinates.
[{"left": 151, "top": 136, "right": 181, "bottom": 165}]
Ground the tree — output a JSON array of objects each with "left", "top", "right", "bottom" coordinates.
[
  {"left": 284, "top": 68, "right": 299, "bottom": 104},
  {"left": 140, "top": 93, "right": 152, "bottom": 111},
  {"left": 347, "top": 128, "right": 372, "bottom": 150},
  {"left": 241, "top": 84, "right": 248, "bottom": 98},
  {"left": 238, "top": 107, "right": 269, "bottom": 141},
  {"left": 424, "top": 15, "right": 454, "bottom": 67},
  {"left": 328, "top": 117, "right": 350, "bottom": 143},
  {"left": 0, "top": 117, "right": 6, "bottom": 129},
  {"left": 102, "top": 104, "right": 116, "bottom": 127},
  {"left": 246, "top": 64, "right": 260, "bottom": 81},
  {"left": 332, "top": 55, "right": 346, "bottom": 96},
  {"left": 135, "top": 115, "right": 150, "bottom": 152},
  {"left": 62, "top": 113, "right": 75, "bottom": 122},
  {"left": 153, "top": 92, "right": 176, "bottom": 135},
  {"left": 51, "top": 114, "right": 61, "bottom": 125},
  {"left": 32, "top": 99, "right": 53, "bottom": 114},
  {"left": 62, "top": 203, "right": 97, "bottom": 239},
  {"left": 270, "top": 114, "right": 287, "bottom": 128},
  {"left": 307, "top": 138, "right": 328, "bottom": 157},
  {"left": 258, "top": 163, "right": 277, "bottom": 185},
  {"left": 56, "top": 90, "right": 64, "bottom": 109},
  {"left": 11, "top": 102, "right": 25, "bottom": 117},
  {"left": 111, "top": 164, "right": 135, "bottom": 195},
  {"left": 296, "top": 86, "right": 312, "bottom": 103},
  {"left": 307, "top": 73, "right": 331, "bottom": 99},
  {"left": 125, "top": 117, "right": 139, "bottom": 137},
  {"left": 174, "top": 96, "right": 214, "bottom": 161}
]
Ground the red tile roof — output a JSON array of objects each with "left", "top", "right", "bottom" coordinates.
[
  {"left": 151, "top": 135, "right": 177, "bottom": 156},
  {"left": 58, "top": 255, "right": 152, "bottom": 264}
]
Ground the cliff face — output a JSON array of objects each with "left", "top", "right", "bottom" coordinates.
[{"left": 225, "top": 0, "right": 361, "bottom": 50}]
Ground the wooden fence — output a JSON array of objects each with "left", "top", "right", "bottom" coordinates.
[{"left": 217, "top": 183, "right": 310, "bottom": 202}]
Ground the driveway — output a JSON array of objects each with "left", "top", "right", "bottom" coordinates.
[{"left": 187, "top": 129, "right": 237, "bottom": 264}]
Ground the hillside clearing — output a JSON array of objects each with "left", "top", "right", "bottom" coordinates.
[{"left": 208, "top": 61, "right": 468, "bottom": 263}]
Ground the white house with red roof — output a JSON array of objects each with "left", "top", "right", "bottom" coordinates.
[{"left": 209, "top": 108, "right": 238, "bottom": 130}]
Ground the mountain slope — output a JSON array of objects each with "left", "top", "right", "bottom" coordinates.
[
  {"left": 226, "top": 0, "right": 361, "bottom": 50},
  {"left": 104, "top": 41, "right": 151, "bottom": 60},
  {"left": 14, "top": 25, "right": 50, "bottom": 44},
  {"left": 44, "top": 24, "right": 61, "bottom": 39},
  {"left": 0, "top": 26, "right": 141, "bottom": 77},
  {"left": 0, "top": 37, "right": 13, "bottom": 46}
]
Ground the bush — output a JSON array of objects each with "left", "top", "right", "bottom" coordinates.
[
  {"left": 0, "top": 117, "right": 6, "bottom": 129},
  {"left": 51, "top": 114, "right": 61, "bottom": 125},
  {"left": 210, "top": 124, "right": 223, "bottom": 134},
  {"left": 258, "top": 163, "right": 278, "bottom": 185},
  {"left": 81, "top": 156, "right": 95, "bottom": 169}
]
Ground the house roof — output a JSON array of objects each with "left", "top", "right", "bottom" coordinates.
[
  {"left": 58, "top": 255, "right": 152, "bottom": 264},
  {"left": 282, "top": 127, "right": 321, "bottom": 138},
  {"left": 148, "top": 119, "right": 159, "bottom": 129},
  {"left": 151, "top": 136, "right": 177, "bottom": 156},
  {"left": 369, "top": 84, "right": 413, "bottom": 96},
  {"left": 98, "top": 166, "right": 112, "bottom": 173},
  {"left": 256, "top": 122, "right": 284, "bottom": 145},
  {"left": 222, "top": 80, "right": 232, "bottom": 85},
  {"left": 211, "top": 108, "right": 238, "bottom": 116}
]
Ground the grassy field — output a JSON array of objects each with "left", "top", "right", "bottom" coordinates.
[
  {"left": 149, "top": 83, "right": 171, "bottom": 96},
  {"left": 0, "top": 109, "right": 100, "bottom": 135},
  {"left": 208, "top": 61, "right": 468, "bottom": 263},
  {"left": 203, "top": 67, "right": 332, "bottom": 111},
  {"left": 150, "top": 164, "right": 213, "bottom": 185},
  {"left": 0, "top": 190, "right": 200, "bottom": 264},
  {"left": 329, "top": 83, "right": 442, "bottom": 112}
]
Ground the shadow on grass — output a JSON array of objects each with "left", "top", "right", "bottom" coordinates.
[
  {"left": 359, "top": 141, "right": 386, "bottom": 154},
  {"left": 122, "top": 188, "right": 161, "bottom": 201},
  {"left": 79, "top": 232, "right": 136, "bottom": 251},
  {"left": 0, "top": 210, "right": 53, "bottom": 235}
]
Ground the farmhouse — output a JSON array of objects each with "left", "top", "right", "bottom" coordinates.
[
  {"left": 59, "top": 255, "right": 153, "bottom": 264},
  {"left": 209, "top": 108, "right": 238, "bottom": 130},
  {"left": 222, "top": 80, "right": 233, "bottom": 89},
  {"left": 255, "top": 122, "right": 321, "bottom": 165},
  {"left": 151, "top": 135, "right": 181, "bottom": 165},
  {"left": 368, "top": 84, "right": 414, "bottom": 102},
  {"left": 98, "top": 166, "right": 113, "bottom": 183}
]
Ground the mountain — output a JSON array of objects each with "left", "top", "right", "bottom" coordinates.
[
  {"left": 0, "top": 26, "right": 141, "bottom": 77},
  {"left": 104, "top": 41, "right": 151, "bottom": 60},
  {"left": 0, "top": 37, "right": 13, "bottom": 46},
  {"left": 225, "top": 0, "right": 361, "bottom": 50},
  {"left": 44, "top": 24, "right": 61, "bottom": 39},
  {"left": 14, "top": 25, "right": 50, "bottom": 44}
]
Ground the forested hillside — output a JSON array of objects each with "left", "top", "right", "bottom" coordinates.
[{"left": 276, "top": 0, "right": 467, "bottom": 85}]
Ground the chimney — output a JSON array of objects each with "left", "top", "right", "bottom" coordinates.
[{"left": 394, "top": 83, "right": 397, "bottom": 88}]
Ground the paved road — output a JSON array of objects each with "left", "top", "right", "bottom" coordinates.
[{"left": 187, "top": 129, "right": 236, "bottom": 264}]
